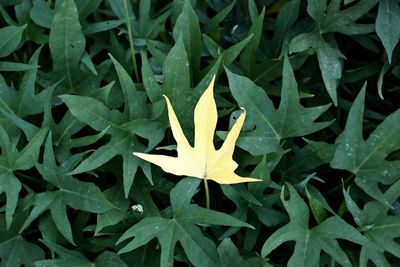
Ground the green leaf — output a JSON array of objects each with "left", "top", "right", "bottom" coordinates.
[
  {"left": 289, "top": 31, "right": 322, "bottom": 54},
  {"left": 290, "top": 34, "right": 344, "bottom": 105},
  {"left": 279, "top": 140, "right": 336, "bottom": 181},
  {"left": 61, "top": 56, "right": 165, "bottom": 196},
  {"left": 0, "top": 0, "right": 21, "bottom": 7},
  {"left": 220, "top": 157, "right": 285, "bottom": 239},
  {"left": 173, "top": 0, "right": 201, "bottom": 72},
  {"left": 239, "top": 8, "right": 265, "bottom": 76},
  {"left": 0, "top": 0, "right": 399, "bottom": 265},
  {"left": 0, "top": 24, "right": 26, "bottom": 57},
  {"left": 375, "top": 0, "right": 400, "bottom": 63},
  {"left": 316, "top": 40, "right": 345, "bottom": 106},
  {"left": 251, "top": 54, "right": 307, "bottom": 85},
  {"left": 49, "top": 0, "right": 85, "bottom": 91},
  {"left": 342, "top": 64, "right": 381, "bottom": 84},
  {"left": 0, "top": 235, "right": 44, "bottom": 267},
  {"left": 95, "top": 183, "right": 129, "bottom": 235},
  {"left": 40, "top": 83, "right": 99, "bottom": 162},
  {"left": 221, "top": 182, "right": 285, "bottom": 233},
  {"left": 202, "top": 34, "right": 253, "bottom": 66},
  {"left": 36, "top": 240, "right": 127, "bottom": 267},
  {"left": 308, "top": 0, "right": 378, "bottom": 35},
  {"left": 109, "top": 54, "right": 148, "bottom": 120},
  {"left": 60, "top": 95, "right": 123, "bottom": 131},
  {"left": 21, "top": 133, "right": 114, "bottom": 243},
  {"left": 60, "top": 94, "right": 157, "bottom": 196},
  {"left": 107, "top": 0, "right": 171, "bottom": 39},
  {"left": 0, "top": 169, "right": 21, "bottom": 231},
  {"left": 118, "top": 178, "right": 253, "bottom": 267},
  {"left": 248, "top": 154, "right": 272, "bottom": 194},
  {"left": 262, "top": 183, "right": 366, "bottom": 267},
  {"left": 222, "top": 56, "right": 332, "bottom": 155},
  {"left": 30, "top": 0, "right": 55, "bottom": 28},
  {"left": 162, "top": 37, "right": 221, "bottom": 138},
  {"left": 38, "top": 214, "right": 67, "bottom": 244},
  {"left": 331, "top": 84, "right": 400, "bottom": 205},
  {"left": 344, "top": 180, "right": 400, "bottom": 266},
  {"left": 75, "top": 0, "right": 102, "bottom": 19},
  {"left": 162, "top": 35, "right": 191, "bottom": 129},
  {"left": 306, "top": 186, "right": 329, "bottom": 224},
  {"left": 0, "top": 61, "right": 37, "bottom": 71},
  {"left": 140, "top": 50, "right": 162, "bottom": 103},
  {"left": 271, "top": 0, "right": 300, "bottom": 56},
  {"left": 204, "top": 1, "right": 236, "bottom": 40},
  {"left": 247, "top": 0, "right": 258, "bottom": 22},
  {"left": 84, "top": 19, "right": 124, "bottom": 34},
  {"left": 107, "top": 0, "right": 134, "bottom": 23},
  {"left": 0, "top": 106, "right": 40, "bottom": 141},
  {"left": 217, "top": 238, "right": 246, "bottom": 267},
  {"left": 289, "top": 0, "right": 377, "bottom": 104},
  {"left": 0, "top": 125, "right": 48, "bottom": 228},
  {"left": 0, "top": 47, "right": 47, "bottom": 119},
  {"left": 130, "top": 174, "right": 169, "bottom": 218},
  {"left": 80, "top": 51, "right": 97, "bottom": 75}
]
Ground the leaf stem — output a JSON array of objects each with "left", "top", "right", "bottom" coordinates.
[
  {"left": 327, "top": 173, "right": 354, "bottom": 195},
  {"left": 123, "top": 0, "right": 139, "bottom": 82},
  {"left": 204, "top": 178, "right": 210, "bottom": 209}
]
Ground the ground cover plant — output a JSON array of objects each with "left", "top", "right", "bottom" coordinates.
[{"left": 0, "top": 0, "right": 400, "bottom": 266}]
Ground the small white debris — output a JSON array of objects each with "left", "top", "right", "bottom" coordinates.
[
  {"left": 131, "top": 204, "right": 144, "bottom": 215},
  {"left": 231, "top": 25, "right": 238, "bottom": 35}
]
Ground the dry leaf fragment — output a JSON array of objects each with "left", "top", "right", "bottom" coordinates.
[{"left": 133, "top": 76, "right": 260, "bottom": 184}]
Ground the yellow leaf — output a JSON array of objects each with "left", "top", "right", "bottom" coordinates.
[{"left": 133, "top": 76, "right": 260, "bottom": 184}]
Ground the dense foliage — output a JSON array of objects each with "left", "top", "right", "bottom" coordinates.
[{"left": 0, "top": 0, "right": 400, "bottom": 266}]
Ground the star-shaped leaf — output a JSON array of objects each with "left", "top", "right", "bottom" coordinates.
[
  {"left": 117, "top": 178, "right": 253, "bottom": 267},
  {"left": 40, "top": 82, "right": 110, "bottom": 163},
  {"left": 0, "top": 47, "right": 46, "bottom": 124},
  {"left": 134, "top": 76, "right": 260, "bottom": 184},
  {"left": 0, "top": 235, "right": 44, "bottom": 267},
  {"left": 21, "top": 133, "right": 115, "bottom": 244},
  {"left": 35, "top": 240, "right": 127, "bottom": 267},
  {"left": 222, "top": 56, "right": 332, "bottom": 155},
  {"left": 0, "top": 124, "right": 48, "bottom": 229},
  {"left": 343, "top": 180, "right": 400, "bottom": 267},
  {"left": 60, "top": 55, "right": 165, "bottom": 196},
  {"left": 289, "top": 0, "right": 377, "bottom": 104},
  {"left": 331, "top": 84, "right": 400, "bottom": 204},
  {"left": 308, "top": 0, "right": 377, "bottom": 35},
  {"left": 0, "top": 212, "right": 44, "bottom": 267},
  {"left": 261, "top": 183, "right": 366, "bottom": 267}
]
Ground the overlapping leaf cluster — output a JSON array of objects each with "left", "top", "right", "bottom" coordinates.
[{"left": 0, "top": 0, "right": 400, "bottom": 266}]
